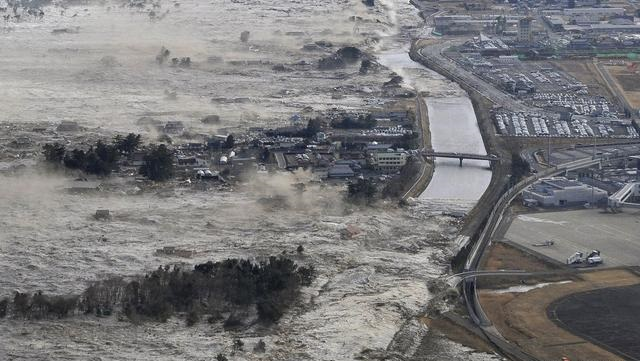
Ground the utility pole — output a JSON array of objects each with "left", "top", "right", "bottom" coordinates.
[
  {"left": 547, "top": 132, "right": 552, "bottom": 166},
  {"left": 591, "top": 134, "right": 597, "bottom": 207}
]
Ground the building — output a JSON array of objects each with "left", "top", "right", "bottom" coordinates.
[
  {"left": 543, "top": 16, "right": 565, "bottom": 32},
  {"left": 164, "top": 121, "right": 185, "bottom": 134},
  {"left": 434, "top": 15, "right": 519, "bottom": 35},
  {"left": 563, "top": 7, "right": 625, "bottom": 22},
  {"left": 522, "top": 177, "right": 608, "bottom": 207},
  {"left": 585, "top": 23, "right": 640, "bottom": 34},
  {"left": 369, "top": 149, "right": 407, "bottom": 173},
  {"left": 517, "top": 17, "right": 533, "bottom": 44},
  {"left": 327, "top": 164, "right": 355, "bottom": 178},
  {"left": 56, "top": 121, "right": 79, "bottom": 132}
]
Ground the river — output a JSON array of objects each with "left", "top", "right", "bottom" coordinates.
[{"left": 376, "top": 2, "right": 492, "bottom": 210}]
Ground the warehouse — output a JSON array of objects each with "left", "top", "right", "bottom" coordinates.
[{"left": 522, "top": 177, "right": 608, "bottom": 207}]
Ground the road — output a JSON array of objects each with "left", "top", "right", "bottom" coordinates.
[
  {"left": 416, "top": 42, "right": 535, "bottom": 113},
  {"left": 461, "top": 151, "right": 640, "bottom": 361}
]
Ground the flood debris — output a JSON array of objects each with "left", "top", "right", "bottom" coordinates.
[
  {"left": 240, "top": 30, "right": 250, "bottom": 43},
  {"left": 93, "top": 209, "right": 111, "bottom": 220},
  {"left": 154, "top": 246, "right": 194, "bottom": 258},
  {"left": 340, "top": 224, "right": 362, "bottom": 239}
]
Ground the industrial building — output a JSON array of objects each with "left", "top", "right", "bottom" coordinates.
[
  {"left": 434, "top": 15, "right": 519, "bottom": 35},
  {"left": 522, "top": 177, "right": 608, "bottom": 207},
  {"left": 563, "top": 7, "right": 625, "bottom": 22}
]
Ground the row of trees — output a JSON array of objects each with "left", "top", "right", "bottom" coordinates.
[
  {"left": 331, "top": 114, "right": 377, "bottom": 129},
  {"left": 43, "top": 133, "right": 142, "bottom": 176},
  {"left": 43, "top": 134, "right": 175, "bottom": 181},
  {"left": 1, "top": 257, "right": 315, "bottom": 326}
]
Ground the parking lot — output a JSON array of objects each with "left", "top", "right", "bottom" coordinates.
[{"left": 502, "top": 209, "right": 640, "bottom": 267}]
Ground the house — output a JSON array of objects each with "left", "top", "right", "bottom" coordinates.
[
  {"left": 164, "top": 121, "right": 185, "bottom": 134},
  {"left": 129, "top": 151, "right": 147, "bottom": 167},
  {"left": 57, "top": 121, "right": 79, "bottom": 132},
  {"left": 177, "top": 156, "right": 206, "bottom": 168},
  {"left": 327, "top": 164, "right": 355, "bottom": 178}
]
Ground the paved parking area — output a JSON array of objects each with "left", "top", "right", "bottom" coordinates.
[{"left": 503, "top": 208, "right": 640, "bottom": 267}]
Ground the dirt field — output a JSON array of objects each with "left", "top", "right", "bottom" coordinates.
[
  {"left": 603, "top": 65, "right": 640, "bottom": 110},
  {"left": 482, "top": 241, "right": 560, "bottom": 272},
  {"left": 479, "top": 269, "right": 640, "bottom": 361},
  {"left": 550, "top": 60, "right": 618, "bottom": 103}
]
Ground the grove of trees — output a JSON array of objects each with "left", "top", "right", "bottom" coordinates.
[
  {"left": 331, "top": 114, "right": 376, "bottom": 129},
  {"left": 0, "top": 257, "right": 315, "bottom": 327},
  {"left": 42, "top": 133, "right": 142, "bottom": 176},
  {"left": 139, "top": 144, "right": 174, "bottom": 181}
]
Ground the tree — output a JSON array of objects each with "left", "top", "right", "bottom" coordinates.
[
  {"left": 139, "top": 144, "right": 174, "bottom": 181},
  {"left": 42, "top": 143, "right": 66, "bottom": 163},
  {"left": 304, "top": 118, "right": 323, "bottom": 138},
  {"left": 63, "top": 149, "right": 87, "bottom": 169},
  {"left": 186, "top": 309, "right": 200, "bottom": 326},
  {"left": 224, "top": 134, "right": 235, "bottom": 149},
  {"left": 0, "top": 297, "right": 8, "bottom": 318},
  {"left": 296, "top": 244, "right": 304, "bottom": 254},
  {"left": 347, "top": 178, "right": 377, "bottom": 203},
  {"left": 216, "top": 353, "right": 228, "bottom": 361},
  {"left": 13, "top": 292, "right": 31, "bottom": 318},
  {"left": 114, "top": 133, "right": 141, "bottom": 155},
  {"left": 253, "top": 339, "right": 266, "bottom": 353},
  {"left": 233, "top": 339, "right": 244, "bottom": 351},
  {"left": 511, "top": 153, "right": 530, "bottom": 183}
]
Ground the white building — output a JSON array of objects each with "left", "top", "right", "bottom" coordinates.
[
  {"left": 522, "top": 177, "right": 608, "bottom": 207},
  {"left": 369, "top": 149, "right": 407, "bottom": 173}
]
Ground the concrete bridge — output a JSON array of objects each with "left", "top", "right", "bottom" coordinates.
[{"left": 421, "top": 150, "right": 500, "bottom": 166}]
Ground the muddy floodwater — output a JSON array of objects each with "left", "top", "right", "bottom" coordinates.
[{"left": 0, "top": 0, "right": 499, "bottom": 360}]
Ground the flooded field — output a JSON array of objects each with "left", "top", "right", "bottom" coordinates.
[
  {"left": 0, "top": 0, "right": 499, "bottom": 360},
  {"left": 0, "top": 0, "right": 396, "bottom": 134},
  {"left": 0, "top": 170, "right": 462, "bottom": 360}
]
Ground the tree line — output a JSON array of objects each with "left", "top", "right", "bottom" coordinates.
[
  {"left": 43, "top": 134, "right": 175, "bottom": 181},
  {"left": 0, "top": 256, "right": 315, "bottom": 327}
]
